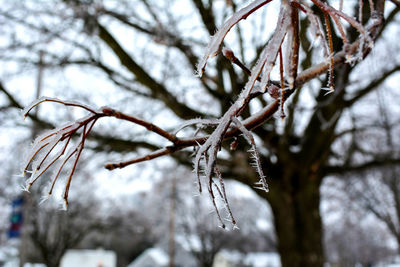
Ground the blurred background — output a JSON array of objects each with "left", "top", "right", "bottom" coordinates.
[{"left": 0, "top": 0, "right": 400, "bottom": 267}]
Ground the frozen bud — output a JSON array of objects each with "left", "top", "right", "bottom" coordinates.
[
  {"left": 102, "top": 107, "right": 115, "bottom": 115},
  {"left": 268, "top": 84, "right": 280, "bottom": 99},
  {"left": 222, "top": 47, "right": 235, "bottom": 61}
]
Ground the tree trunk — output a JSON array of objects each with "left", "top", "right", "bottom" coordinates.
[{"left": 266, "top": 169, "right": 324, "bottom": 267}]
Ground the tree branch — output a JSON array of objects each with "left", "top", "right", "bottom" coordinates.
[
  {"left": 345, "top": 65, "right": 400, "bottom": 107},
  {"left": 324, "top": 158, "right": 400, "bottom": 175},
  {"left": 102, "top": 9, "right": 200, "bottom": 69},
  {"left": 192, "top": 0, "right": 217, "bottom": 35},
  {"left": 96, "top": 23, "right": 205, "bottom": 119}
]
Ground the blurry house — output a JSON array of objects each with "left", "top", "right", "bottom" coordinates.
[
  {"left": 60, "top": 248, "right": 116, "bottom": 267},
  {"left": 373, "top": 255, "right": 400, "bottom": 267},
  {"left": 212, "top": 250, "right": 281, "bottom": 267},
  {"left": 1, "top": 260, "right": 46, "bottom": 267},
  {"left": 127, "top": 244, "right": 197, "bottom": 267},
  {"left": 127, "top": 248, "right": 168, "bottom": 267},
  {"left": 212, "top": 250, "right": 243, "bottom": 267},
  {"left": 243, "top": 252, "right": 281, "bottom": 267}
]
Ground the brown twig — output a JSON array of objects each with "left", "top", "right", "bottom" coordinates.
[
  {"left": 289, "top": 0, "right": 300, "bottom": 89},
  {"left": 223, "top": 48, "right": 260, "bottom": 82},
  {"left": 101, "top": 107, "right": 178, "bottom": 143},
  {"left": 331, "top": 14, "right": 348, "bottom": 45},
  {"left": 324, "top": 12, "right": 335, "bottom": 92},
  {"left": 279, "top": 46, "right": 286, "bottom": 119},
  {"left": 23, "top": 99, "right": 181, "bottom": 207}
]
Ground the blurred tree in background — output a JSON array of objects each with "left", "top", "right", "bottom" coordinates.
[{"left": 1, "top": 1, "right": 400, "bottom": 267}]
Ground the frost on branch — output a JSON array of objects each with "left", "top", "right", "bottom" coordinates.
[
  {"left": 193, "top": 0, "right": 380, "bottom": 226},
  {"left": 196, "top": 0, "right": 273, "bottom": 76},
  {"left": 22, "top": 98, "right": 99, "bottom": 209},
  {"left": 21, "top": 0, "right": 382, "bottom": 226},
  {"left": 21, "top": 98, "right": 184, "bottom": 209}
]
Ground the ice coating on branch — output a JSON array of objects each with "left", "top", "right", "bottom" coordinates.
[
  {"left": 21, "top": 96, "right": 99, "bottom": 207},
  {"left": 22, "top": 132, "right": 54, "bottom": 174},
  {"left": 312, "top": 0, "right": 373, "bottom": 49},
  {"left": 196, "top": 0, "right": 273, "bottom": 76},
  {"left": 21, "top": 119, "right": 84, "bottom": 175},
  {"left": 22, "top": 97, "right": 63, "bottom": 119},
  {"left": 192, "top": 2, "right": 295, "bottom": 227},
  {"left": 31, "top": 132, "right": 61, "bottom": 170},
  {"left": 252, "top": 5, "right": 290, "bottom": 94},
  {"left": 20, "top": 96, "right": 105, "bottom": 211},
  {"left": 22, "top": 97, "right": 47, "bottom": 119},
  {"left": 174, "top": 118, "right": 220, "bottom": 135},
  {"left": 300, "top": 2, "right": 329, "bottom": 57},
  {"left": 232, "top": 117, "right": 268, "bottom": 192},
  {"left": 194, "top": 3, "right": 290, "bottom": 201},
  {"left": 22, "top": 97, "right": 97, "bottom": 119}
]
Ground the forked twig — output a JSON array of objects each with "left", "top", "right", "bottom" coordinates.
[{"left": 22, "top": 98, "right": 179, "bottom": 208}]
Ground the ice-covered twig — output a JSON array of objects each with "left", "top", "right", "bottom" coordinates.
[
  {"left": 197, "top": 0, "right": 274, "bottom": 76},
  {"left": 232, "top": 117, "right": 268, "bottom": 192},
  {"left": 174, "top": 118, "right": 220, "bottom": 135},
  {"left": 323, "top": 13, "right": 335, "bottom": 92},
  {"left": 279, "top": 47, "right": 286, "bottom": 119},
  {"left": 249, "top": 4, "right": 290, "bottom": 95},
  {"left": 22, "top": 97, "right": 97, "bottom": 119},
  {"left": 300, "top": 2, "right": 329, "bottom": 57},
  {"left": 22, "top": 98, "right": 182, "bottom": 207},
  {"left": 285, "top": 0, "right": 300, "bottom": 90},
  {"left": 214, "top": 167, "right": 236, "bottom": 226},
  {"left": 311, "top": 0, "right": 374, "bottom": 48},
  {"left": 63, "top": 123, "right": 91, "bottom": 209},
  {"left": 203, "top": 154, "right": 226, "bottom": 228},
  {"left": 330, "top": 13, "right": 348, "bottom": 46},
  {"left": 223, "top": 48, "right": 259, "bottom": 81},
  {"left": 193, "top": 106, "right": 234, "bottom": 188}
]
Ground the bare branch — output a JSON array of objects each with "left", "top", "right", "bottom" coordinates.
[
  {"left": 324, "top": 158, "right": 400, "bottom": 175},
  {"left": 197, "top": 0, "right": 273, "bottom": 76},
  {"left": 97, "top": 23, "right": 205, "bottom": 119}
]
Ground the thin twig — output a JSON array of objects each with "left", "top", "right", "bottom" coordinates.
[
  {"left": 223, "top": 48, "right": 260, "bottom": 82},
  {"left": 101, "top": 107, "right": 178, "bottom": 143},
  {"left": 279, "top": 46, "right": 286, "bottom": 119},
  {"left": 324, "top": 12, "right": 335, "bottom": 92}
]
